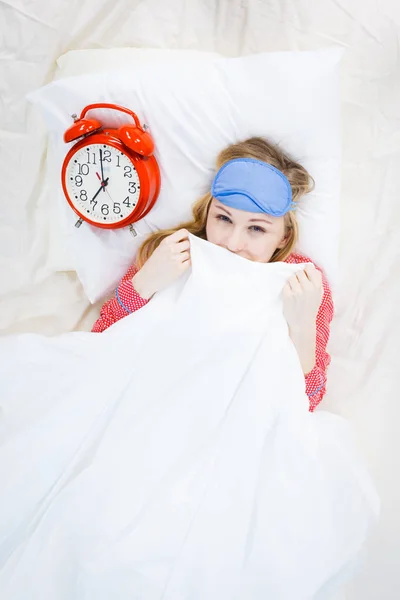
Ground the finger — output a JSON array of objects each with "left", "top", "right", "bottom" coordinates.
[
  {"left": 168, "top": 228, "right": 189, "bottom": 243},
  {"left": 180, "top": 257, "right": 191, "bottom": 270},
  {"left": 287, "top": 274, "right": 302, "bottom": 294},
  {"left": 282, "top": 282, "right": 293, "bottom": 297},
  {"left": 173, "top": 240, "right": 191, "bottom": 253},
  {"left": 178, "top": 251, "right": 190, "bottom": 262},
  {"left": 303, "top": 264, "right": 323, "bottom": 287},
  {"left": 295, "top": 270, "right": 313, "bottom": 289}
]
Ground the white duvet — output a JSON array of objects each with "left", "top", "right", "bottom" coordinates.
[{"left": 0, "top": 236, "right": 379, "bottom": 600}]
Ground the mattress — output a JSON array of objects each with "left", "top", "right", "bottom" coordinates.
[{"left": 0, "top": 0, "right": 399, "bottom": 598}]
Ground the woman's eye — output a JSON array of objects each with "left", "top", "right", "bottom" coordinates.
[
  {"left": 216, "top": 214, "right": 231, "bottom": 223},
  {"left": 249, "top": 225, "right": 266, "bottom": 233}
]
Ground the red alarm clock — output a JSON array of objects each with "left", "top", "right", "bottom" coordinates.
[{"left": 62, "top": 103, "right": 161, "bottom": 230}]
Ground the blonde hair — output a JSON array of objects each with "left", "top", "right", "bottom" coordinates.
[{"left": 136, "top": 137, "right": 314, "bottom": 268}]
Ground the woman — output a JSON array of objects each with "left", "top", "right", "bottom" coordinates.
[
  {"left": 93, "top": 137, "right": 334, "bottom": 411},
  {"left": 0, "top": 140, "right": 378, "bottom": 600}
]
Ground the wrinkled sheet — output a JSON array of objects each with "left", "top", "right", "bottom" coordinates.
[
  {"left": 0, "top": 236, "right": 379, "bottom": 600},
  {"left": 0, "top": 1, "right": 399, "bottom": 598}
]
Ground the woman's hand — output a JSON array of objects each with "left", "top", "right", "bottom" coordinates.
[
  {"left": 282, "top": 264, "right": 324, "bottom": 375},
  {"left": 132, "top": 229, "right": 191, "bottom": 299},
  {"left": 283, "top": 264, "right": 323, "bottom": 329}
]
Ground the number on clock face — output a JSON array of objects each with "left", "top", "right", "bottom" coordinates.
[{"left": 65, "top": 144, "right": 141, "bottom": 225}]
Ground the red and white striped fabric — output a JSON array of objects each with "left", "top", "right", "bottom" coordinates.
[{"left": 92, "top": 253, "right": 334, "bottom": 411}]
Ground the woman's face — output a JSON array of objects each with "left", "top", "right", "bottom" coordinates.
[{"left": 205, "top": 198, "right": 287, "bottom": 263}]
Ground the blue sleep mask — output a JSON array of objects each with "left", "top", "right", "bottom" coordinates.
[{"left": 211, "top": 158, "right": 295, "bottom": 216}]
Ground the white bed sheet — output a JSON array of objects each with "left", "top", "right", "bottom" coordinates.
[{"left": 0, "top": 1, "right": 399, "bottom": 598}]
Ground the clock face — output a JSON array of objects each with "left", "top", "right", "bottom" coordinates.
[{"left": 65, "top": 143, "right": 141, "bottom": 225}]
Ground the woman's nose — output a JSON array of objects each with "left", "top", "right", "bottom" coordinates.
[{"left": 226, "top": 229, "right": 244, "bottom": 253}]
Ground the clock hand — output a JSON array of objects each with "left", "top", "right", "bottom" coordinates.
[
  {"left": 105, "top": 187, "right": 113, "bottom": 202},
  {"left": 99, "top": 172, "right": 114, "bottom": 201},
  {"left": 99, "top": 149, "right": 106, "bottom": 192},
  {"left": 96, "top": 173, "right": 114, "bottom": 203},
  {"left": 96, "top": 172, "right": 110, "bottom": 188},
  {"left": 91, "top": 177, "right": 109, "bottom": 202}
]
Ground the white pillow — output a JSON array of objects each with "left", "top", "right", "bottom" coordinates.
[
  {"left": 28, "top": 48, "right": 342, "bottom": 303},
  {"left": 55, "top": 48, "right": 222, "bottom": 79}
]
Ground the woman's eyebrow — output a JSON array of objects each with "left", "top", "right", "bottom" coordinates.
[
  {"left": 214, "top": 203, "right": 273, "bottom": 225},
  {"left": 248, "top": 217, "right": 273, "bottom": 225},
  {"left": 214, "top": 204, "right": 232, "bottom": 216}
]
